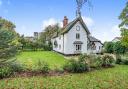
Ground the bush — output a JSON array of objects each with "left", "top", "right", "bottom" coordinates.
[
  {"left": 104, "top": 42, "right": 114, "bottom": 53},
  {"left": 79, "top": 54, "right": 102, "bottom": 68},
  {"left": 123, "top": 59, "right": 128, "bottom": 65},
  {"left": 63, "top": 54, "right": 89, "bottom": 73},
  {"left": 63, "top": 59, "right": 88, "bottom": 73},
  {"left": 91, "top": 56, "right": 103, "bottom": 68},
  {"left": 102, "top": 55, "right": 115, "bottom": 67},
  {"left": 36, "top": 60, "right": 50, "bottom": 73},
  {"left": 9, "top": 61, "right": 23, "bottom": 73},
  {"left": 0, "top": 66, "right": 13, "bottom": 79},
  {"left": 115, "top": 54, "right": 123, "bottom": 64}
]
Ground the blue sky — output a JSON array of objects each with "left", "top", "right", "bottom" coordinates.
[{"left": 0, "top": 0, "right": 127, "bottom": 42}]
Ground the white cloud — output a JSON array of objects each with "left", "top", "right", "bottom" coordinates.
[
  {"left": 0, "top": 0, "right": 2, "bottom": 6},
  {"left": 42, "top": 18, "right": 62, "bottom": 30},
  {"left": 111, "top": 25, "right": 121, "bottom": 37},
  {"left": 82, "top": 16, "right": 94, "bottom": 27},
  {"left": 92, "top": 25, "right": 121, "bottom": 43}
]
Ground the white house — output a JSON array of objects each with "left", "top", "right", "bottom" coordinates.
[{"left": 52, "top": 16, "right": 103, "bottom": 55}]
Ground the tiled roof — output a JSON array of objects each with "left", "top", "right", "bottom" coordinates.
[
  {"left": 88, "top": 36, "right": 101, "bottom": 42},
  {"left": 52, "top": 16, "right": 90, "bottom": 38},
  {"left": 61, "top": 16, "right": 90, "bottom": 34}
]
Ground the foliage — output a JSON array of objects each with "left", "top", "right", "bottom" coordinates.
[
  {"left": 113, "top": 41, "right": 126, "bottom": 54},
  {"left": 102, "top": 55, "right": 115, "bottom": 67},
  {"left": 36, "top": 60, "right": 50, "bottom": 73},
  {"left": 64, "top": 54, "right": 115, "bottom": 73},
  {"left": 9, "top": 61, "right": 23, "bottom": 73},
  {"left": 19, "top": 35, "right": 52, "bottom": 51},
  {"left": 0, "top": 65, "right": 13, "bottom": 79},
  {"left": 90, "top": 56, "right": 103, "bottom": 68},
  {"left": 104, "top": 42, "right": 114, "bottom": 53},
  {"left": 0, "top": 17, "right": 19, "bottom": 65},
  {"left": 115, "top": 54, "right": 123, "bottom": 64},
  {"left": 0, "top": 17, "right": 16, "bottom": 30},
  {"left": 43, "top": 42, "right": 52, "bottom": 51},
  {"left": 0, "top": 65, "right": 128, "bottom": 89},
  {"left": 63, "top": 55, "right": 89, "bottom": 73},
  {"left": 78, "top": 54, "right": 103, "bottom": 68},
  {"left": 120, "top": 28, "right": 128, "bottom": 47},
  {"left": 119, "top": 2, "right": 128, "bottom": 47},
  {"left": 39, "top": 24, "right": 60, "bottom": 43},
  {"left": 123, "top": 59, "right": 128, "bottom": 65},
  {"left": 104, "top": 42, "right": 127, "bottom": 54}
]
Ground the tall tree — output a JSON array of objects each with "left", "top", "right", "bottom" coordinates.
[
  {"left": 39, "top": 24, "right": 60, "bottom": 43},
  {"left": 119, "top": 2, "right": 128, "bottom": 47},
  {"left": 0, "top": 17, "right": 19, "bottom": 65}
]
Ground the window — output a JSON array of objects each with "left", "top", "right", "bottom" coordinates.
[
  {"left": 59, "top": 45, "right": 61, "bottom": 49},
  {"left": 76, "top": 33, "right": 80, "bottom": 39},
  {"left": 91, "top": 42, "right": 96, "bottom": 50},
  {"left": 54, "top": 40, "right": 58, "bottom": 48},
  {"left": 99, "top": 46, "right": 101, "bottom": 50},
  {"left": 76, "top": 44, "right": 82, "bottom": 51},
  {"left": 59, "top": 36, "right": 61, "bottom": 40},
  {"left": 76, "top": 25, "right": 80, "bottom": 31}
]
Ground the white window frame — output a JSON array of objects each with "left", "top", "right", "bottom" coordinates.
[{"left": 75, "top": 44, "right": 82, "bottom": 51}]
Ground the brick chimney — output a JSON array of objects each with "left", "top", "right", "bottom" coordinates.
[{"left": 63, "top": 16, "right": 68, "bottom": 28}]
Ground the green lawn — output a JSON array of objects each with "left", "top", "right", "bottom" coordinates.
[
  {"left": 0, "top": 65, "right": 128, "bottom": 89},
  {"left": 16, "top": 51, "right": 67, "bottom": 70}
]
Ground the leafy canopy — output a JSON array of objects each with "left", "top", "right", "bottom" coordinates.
[
  {"left": 119, "top": 2, "right": 128, "bottom": 47},
  {"left": 0, "top": 17, "right": 19, "bottom": 65}
]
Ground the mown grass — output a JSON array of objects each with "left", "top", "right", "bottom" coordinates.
[
  {"left": 0, "top": 65, "right": 128, "bottom": 89},
  {"left": 16, "top": 51, "right": 67, "bottom": 70}
]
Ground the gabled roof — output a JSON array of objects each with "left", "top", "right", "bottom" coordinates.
[
  {"left": 88, "top": 36, "right": 100, "bottom": 42},
  {"left": 52, "top": 16, "right": 90, "bottom": 38},
  {"left": 88, "top": 36, "right": 103, "bottom": 45},
  {"left": 61, "top": 16, "right": 90, "bottom": 34}
]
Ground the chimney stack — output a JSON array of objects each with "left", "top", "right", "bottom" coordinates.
[{"left": 63, "top": 16, "right": 68, "bottom": 28}]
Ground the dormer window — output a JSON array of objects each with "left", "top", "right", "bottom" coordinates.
[{"left": 76, "top": 25, "right": 80, "bottom": 31}]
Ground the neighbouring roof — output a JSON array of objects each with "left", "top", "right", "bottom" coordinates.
[
  {"left": 73, "top": 41, "right": 83, "bottom": 44},
  {"left": 112, "top": 37, "right": 121, "bottom": 41},
  {"left": 52, "top": 16, "right": 90, "bottom": 38}
]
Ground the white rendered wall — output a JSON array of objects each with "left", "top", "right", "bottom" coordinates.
[{"left": 64, "top": 21, "right": 88, "bottom": 54}]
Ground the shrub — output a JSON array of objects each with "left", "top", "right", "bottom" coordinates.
[
  {"left": 0, "top": 66, "right": 13, "bottom": 79},
  {"left": 9, "top": 61, "right": 23, "bottom": 73},
  {"left": 113, "top": 42, "right": 126, "bottom": 54},
  {"left": 36, "top": 60, "right": 50, "bottom": 73},
  {"left": 123, "top": 59, "right": 128, "bottom": 65},
  {"left": 102, "top": 55, "right": 115, "bottom": 67},
  {"left": 79, "top": 54, "right": 102, "bottom": 68},
  {"left": 115, "top": 54, "right": 123, "bottom": 64},
  {"left": 63, "top": 55, "right": 89, "bottom": 73},
  {"left": 91, "top": 56, "right": 103, "bottom": 68},
  {"left": 104, "top": 42, "right": 114, "bottom": 53}
]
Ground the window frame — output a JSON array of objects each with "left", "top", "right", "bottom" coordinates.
[{"left": 76, "top": 33, "right": 80, "bottom": 39}]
